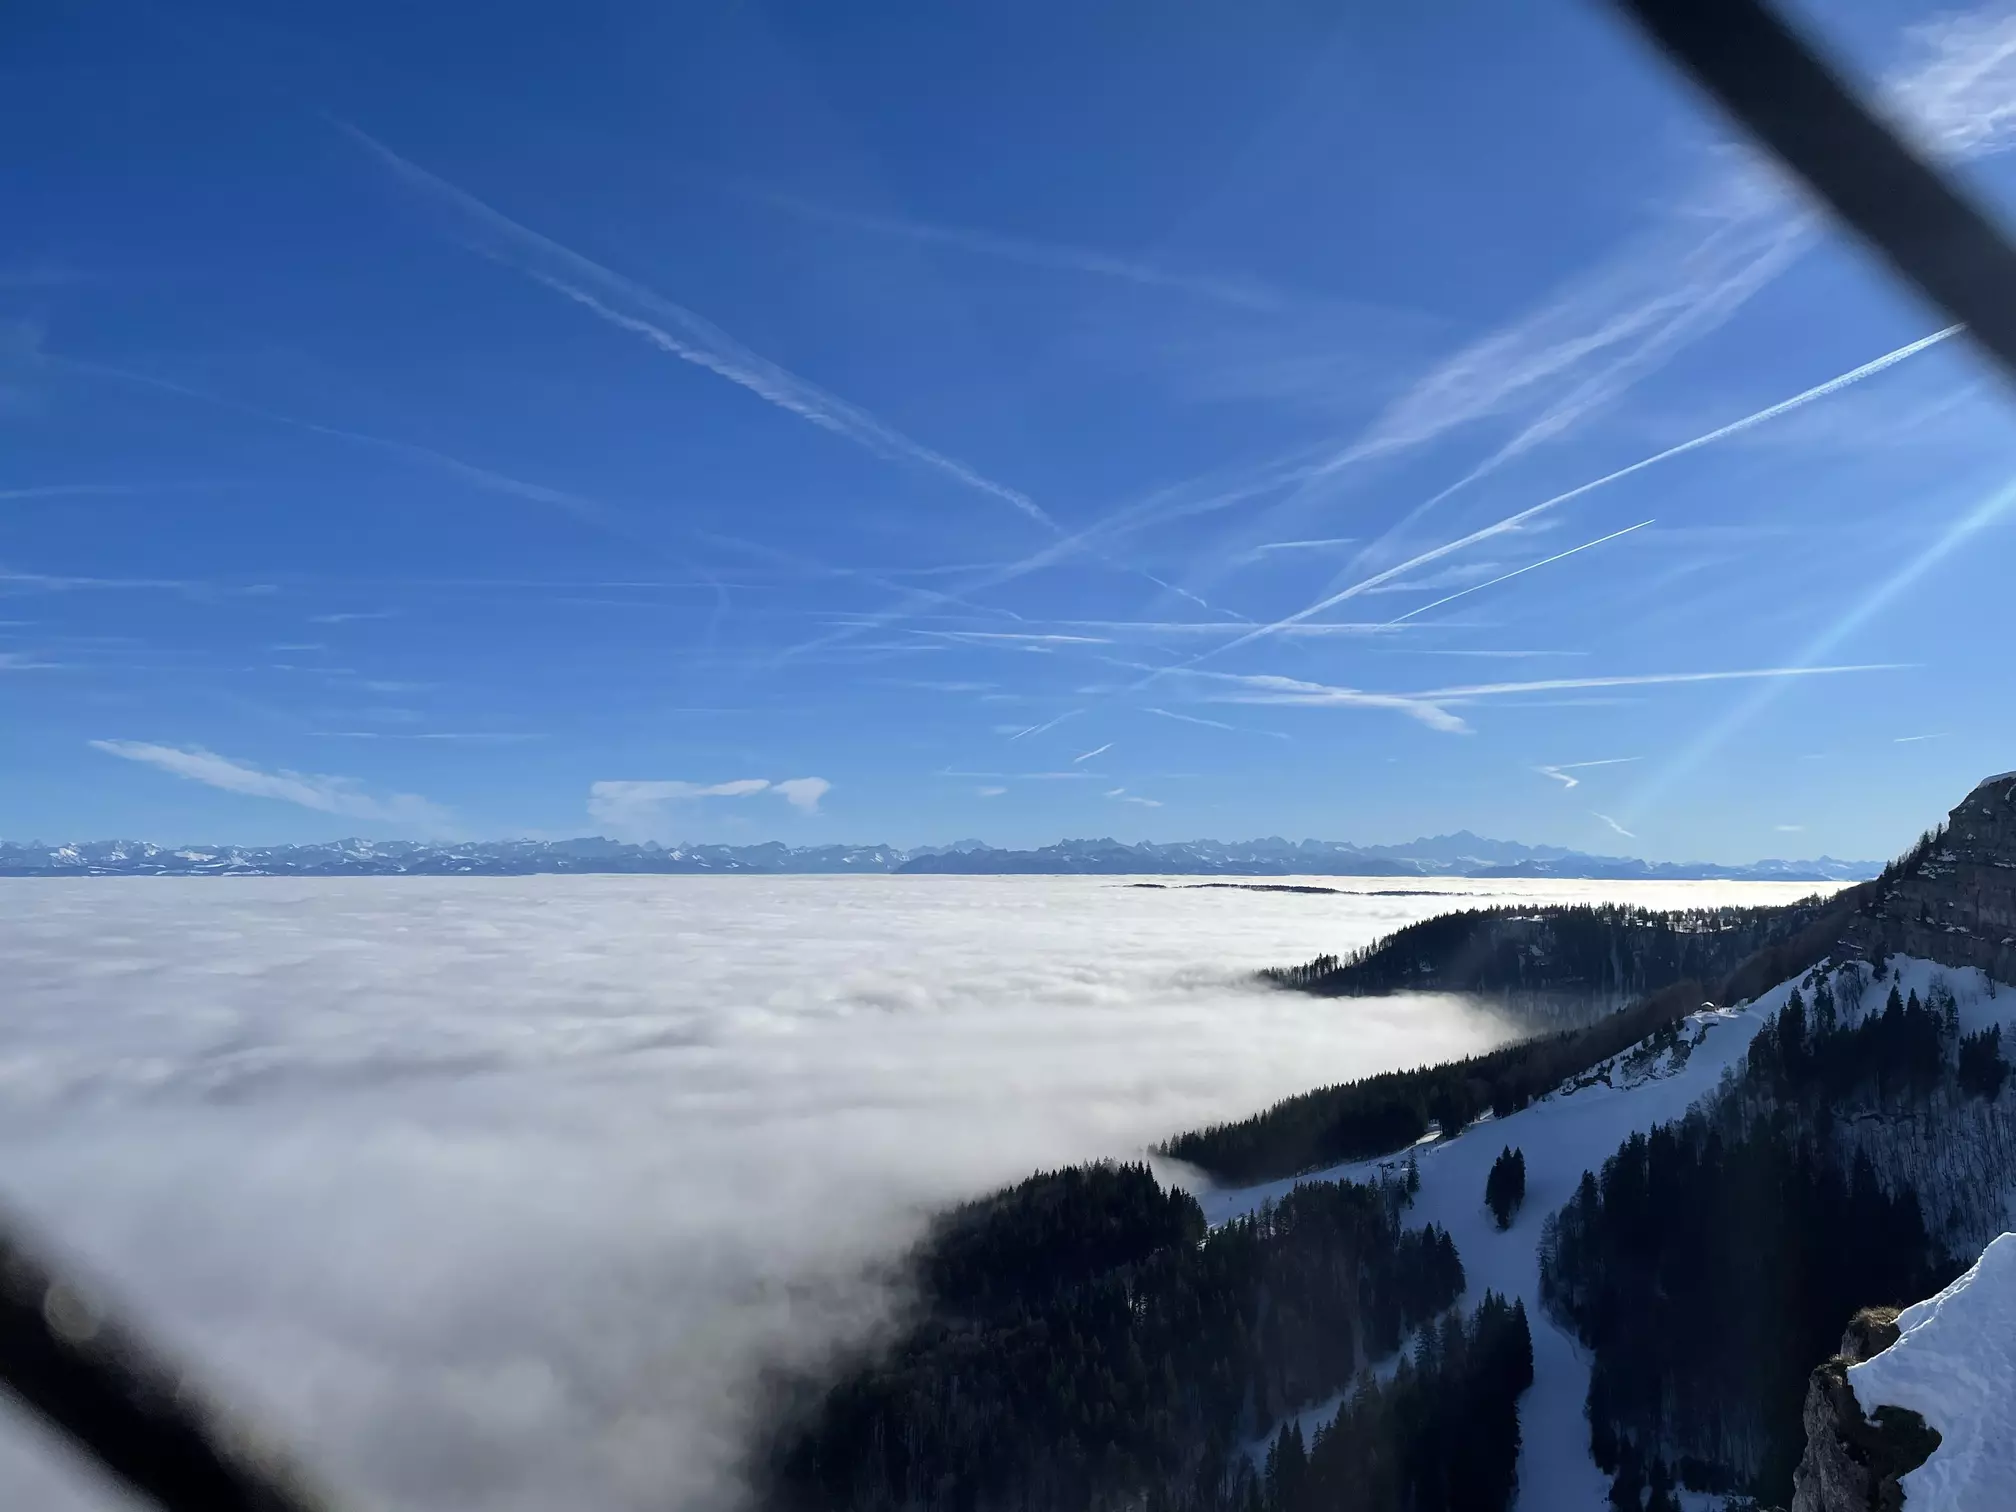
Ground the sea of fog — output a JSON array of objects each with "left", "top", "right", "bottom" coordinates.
[{"left": 0, "top": 874, "right": 1833, "bottom": 1510}]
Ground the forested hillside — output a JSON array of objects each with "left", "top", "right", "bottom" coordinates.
[
  {"left": 761, "top": 1163, "right": 1483, "bottom": 1512},
  {"left": 1170, "top": 889, "right": 1865, "bottom": 1188},
  {"left": 1252, "top": 1292, "right": 1533, "bottom": 1512},
  {"left": 1262, "top": 899, "right": 1837, "bottom": 1005},
  {"left": 1540, "top": 960, "right": 2014, "bottom": 1504},
  {"left": 1163, "top": 983, "right": 1706, "bottom": 1185}
]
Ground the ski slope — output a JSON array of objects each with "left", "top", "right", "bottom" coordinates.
[{"left": 1189, "top": 957, "right": 2004, "bottom": 1509}]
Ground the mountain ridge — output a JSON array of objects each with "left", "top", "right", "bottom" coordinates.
[{"left": 0, "top": 833, "right": 1878, "bottom": 881}]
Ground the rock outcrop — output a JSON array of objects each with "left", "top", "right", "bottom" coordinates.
[
  {"left": 1851, "top": 771, "right": 2016, "bottom": 982},
  {"left": 1790, "top": 1309, "right": 1942, "bottom": 1512}
]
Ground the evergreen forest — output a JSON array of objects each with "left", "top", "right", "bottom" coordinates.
[{"left": 763, "top": 1162, "right": 1490, "bottom": 1512}]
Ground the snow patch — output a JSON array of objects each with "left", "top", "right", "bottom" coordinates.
[{"left": 1848, "top": 1232, "right": 2016, "bottom": 1511}]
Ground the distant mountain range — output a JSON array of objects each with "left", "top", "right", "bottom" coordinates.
[{"left": 0, "top": 833, "right": 1879, "bottom": 881}]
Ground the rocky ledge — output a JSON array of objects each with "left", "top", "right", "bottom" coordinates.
[{"left": 1790, "top": 1309, "right": 1941, "bottom": 1512}]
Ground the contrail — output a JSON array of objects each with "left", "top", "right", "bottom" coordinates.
[
  {"left": 1382, "top": 520, "right": 1655, "bottom": 626},
  {"left": 1627, "top": 471, "right": 2016, "bottom": 821},
  {"left": 1412, "top": 665, "right": 1908, "bottom": 699},
  {"left": 1144, "top": 706, "right": 1292, "bottom": 740},
  {"left": 60, "top": 358, "right": 611, "bottom": 528},
  {"left": 1008, "top": 709, "right": 1080, "bottom": 741},
  {"left": 338, "top": 122, "right": 1061, "bottom": 534},
  {"left": 748, "top": 191, "right": 1285, "bottom": 310},
  {"left": 1536, "top": 757, "right": 1641, "bottom": 789},
  {"left": 1073, "top": 742, "right": 1113, "bottom": 763},
  {"left": 1180, "top": 324, "right": 1962, "bottom": 671},
  {"left": 1592, "top": 811, "right": 1636, "bottom": 840}
]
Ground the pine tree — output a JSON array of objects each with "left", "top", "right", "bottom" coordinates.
[
  {"left": 1960, "top": 1025, "right": 2010, "bottom": 1100},
  {"left": 1485, "top": 1146, "right": 1526, "bottom": 1230}
]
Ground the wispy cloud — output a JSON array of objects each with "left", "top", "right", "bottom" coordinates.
[
  {"left": 750, "top": 190, "right": 1285, "bottom": 310},
  {"left": 1288, "top": 17, "right": 2016, "bottom": 564},
  {"left": 917, "top": 630, "right": 1110, "bottom": 646},
  {"left": 976, "top": 785, "right": 1007, "bottom": 798},
  {"left": 938, "top": 769, "right": 1098, "bottom": 781},
  {"left": 1059, "top": 619, "right": 1396, "bottom": 640},
  {"left": 1417, "top": 665, "right": 1908, "bottom": 699},
  {"left": 1775, "top": 823, "right": 1806, "bottom": 833},
  {"left": 0, "top": 650, "right": 61, "bottom": 670},
  {"left": 1194, "top": 663, "right": 1904, "bottom": 735},
  {"left": 1186, "top": 327, "right": 1960, "bottom": 670},
  {"left": 586, "top": 776, "right": 830, "bottom": 833},
  {"left": 309, "top": 610, "right": 398, "bottom": 625},
  {"left": 1592, "top": 811, "right": 1635, "bottom": 840},
  {"left": 319, "top": 731, "right": 544, "bottom": 744},
  {"left": 0, "top": 483, "right": 152, "bottom": 501},
  {"left": 0, "top": 564, "right": 191, "bottom": 593},
  {"left": 1233, "top": 537, "right": 1357, "bottom": 564},
  {"left": 773, "top": 778, "right": 831, "bottom": 812},
  {"left": 1120, "top": 12, "right": 2016, "bottom": 629},
  {"left": 1073, "top": 742, "right": 1113, "bottom": 763},
  {"left": 89, "top": 740, "right": 452, "bottom": 828},
  {"left": 1191, "top": 673, "right": 1472, "bottom": 733},
  {"left": 1894, "top": 732, "right": 1949, "bottom": 743},
  {"left": 62, "top": 358, "right": 611, "bottom": 529},
  {"left": 1536, "top": 757, "right": 1640, "bottom": 789},
  {"left": 1105, "top": 787, "right": 1163, "bottom": 808},
  {"left": 340, "top": 126, "right": 1245, "bottom": 668},
  {"left": 1891, "top": 9, "right": 2016, "bottom": 156},
  {"left": 341, "top": 124, "right": 1059, "bottom": 535},
  {"left": 1359, "top": 561, "right": 1507, "bottom": 595}
]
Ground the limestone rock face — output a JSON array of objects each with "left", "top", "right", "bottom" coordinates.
[
  {"left": 1790, "top": 1309, "right": 1941, "bottom": 1512},
  {"left": 1850, "top": 771, "right": 2016, "bottom": 981}
]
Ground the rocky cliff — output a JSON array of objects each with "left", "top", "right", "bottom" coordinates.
[
  {"left": 1851, "top": 771, "right": 2016, "bottom": 981},
  {"left": 1790, "top": 1310, "right": 1941, "bottom": 1512}
]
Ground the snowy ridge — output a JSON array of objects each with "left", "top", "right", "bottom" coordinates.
[
  {"left": 0, "top": 834, "right": 1878, "bottom": 880},
  {"left": 1188, "top": 954, "right": 2016, "bottom": 1510},
  {"left": 1848, "top": 1232, "right": 2016, "bottom": 1511}
]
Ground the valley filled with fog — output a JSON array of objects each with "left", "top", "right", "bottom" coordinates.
[{"left": 0, "top": 875, "right": 1832, "bottom": 1511}]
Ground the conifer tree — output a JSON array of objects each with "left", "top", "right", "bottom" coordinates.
[{"left": 1485, "top": 1146, "right": 1526, "bottom": 1230}]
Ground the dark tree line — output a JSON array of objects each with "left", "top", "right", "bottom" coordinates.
[
  {"left": 763, "top": 1163, "right": 1469, "bottom": 1512},
  {"left": 1959, "top": 1023, "right": 2010, "bottom": 1100},
  {"left": 1173, "top": 888, "right": 1872, "bottom": 1188},
  {"left": 1539, "top": 981, "right": 1978, "bottom": 1504},
  {"left": 1164, "top": 981, "right": 1705, "bottom": 1185},
  {"left": 1484, "top": 1147, "right": 1525, "bottom": 1230},
  {"left": 1745, "top": 981, "right": 1954, "bottom": 1106},
  {"left": 1261, "top": 900, "right": 1836, "bottom": 1001},
  {"left": 1248, "top": 1292, "right": 1533, "bottom": 1512}
]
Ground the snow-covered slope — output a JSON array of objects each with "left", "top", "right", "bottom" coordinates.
[
  {"left": 1849, "top": 1232, "right": 2016, "bottom": 1511},
  {"left": 1188, "top": 955, "right": 2016, "bottom": 1510}
]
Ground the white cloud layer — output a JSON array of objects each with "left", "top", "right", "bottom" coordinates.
[
  {"left": 89, "top": 740, "right": 451, "bottom": 829},
  {"left": 0, "top": 875, "right": 1832, "bottom": 1512}
]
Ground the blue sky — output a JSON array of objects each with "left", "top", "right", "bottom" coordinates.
[{"left": 9, "top": 0, "right": 2016, "bottom": 861}]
